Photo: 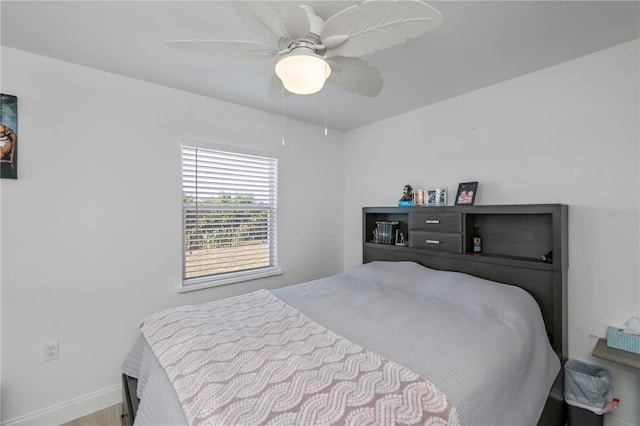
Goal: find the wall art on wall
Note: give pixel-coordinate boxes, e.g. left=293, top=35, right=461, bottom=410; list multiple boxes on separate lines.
left=427, top=187, right=447, bottom=205
left=455, top=181, right=478, bottom=206
left=1, top=93, right=18, bottom=179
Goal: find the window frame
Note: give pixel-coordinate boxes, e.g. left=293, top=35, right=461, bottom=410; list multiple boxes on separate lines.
left=179, top=139, right=281, bottom=293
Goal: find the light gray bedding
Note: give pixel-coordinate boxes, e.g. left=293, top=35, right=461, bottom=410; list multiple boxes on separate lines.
left=123, top=261, right=560, bottom=425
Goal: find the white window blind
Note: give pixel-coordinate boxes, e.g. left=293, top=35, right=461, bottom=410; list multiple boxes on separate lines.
left=181, top=143, right=279, bottom=287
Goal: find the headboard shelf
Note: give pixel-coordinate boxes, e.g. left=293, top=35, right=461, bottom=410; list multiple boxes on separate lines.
left=366, top=242, right=551, bottom=269
left=463, top=252, right=553, bottom=269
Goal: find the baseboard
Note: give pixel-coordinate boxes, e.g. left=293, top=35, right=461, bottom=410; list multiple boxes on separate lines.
left=1, top=384, right=121, bottom=426
left=605, top=413, right=637, bottom=426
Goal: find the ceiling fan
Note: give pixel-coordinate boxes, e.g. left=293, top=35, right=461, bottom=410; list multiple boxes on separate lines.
left=167, top=0, right=442, bottom=100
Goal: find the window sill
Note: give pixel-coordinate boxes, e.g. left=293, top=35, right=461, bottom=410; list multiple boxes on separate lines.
left=178, top=267, right=283, bottom=293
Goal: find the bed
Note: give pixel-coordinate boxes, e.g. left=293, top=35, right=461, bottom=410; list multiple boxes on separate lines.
left=122, top=204, right=567, bottom=425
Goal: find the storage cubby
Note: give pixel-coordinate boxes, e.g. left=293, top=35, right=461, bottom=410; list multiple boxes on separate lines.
left=464, top=213, right=553, bottom=263
left=363, top=208, right=409, bottom=246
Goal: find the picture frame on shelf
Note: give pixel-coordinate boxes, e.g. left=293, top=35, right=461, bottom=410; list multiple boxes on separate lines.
left=455, top=181, right=478, bottom=206
left=427, top=187, right=447, bottom=206
left=413, top=188, right=426, bottom=206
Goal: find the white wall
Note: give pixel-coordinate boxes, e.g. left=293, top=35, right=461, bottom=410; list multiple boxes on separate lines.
left=0, top=47, right=345, bottom=424
left=344, top=39, right=640, bottom=426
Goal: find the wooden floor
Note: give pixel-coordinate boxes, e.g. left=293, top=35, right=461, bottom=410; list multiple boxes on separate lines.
left=61, top=404, right=122, bottom=426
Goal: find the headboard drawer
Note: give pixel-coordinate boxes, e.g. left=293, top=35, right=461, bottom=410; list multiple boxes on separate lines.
left=410, top=230, right=463, bottom=253
left=409, top=211, right=462, bottom=233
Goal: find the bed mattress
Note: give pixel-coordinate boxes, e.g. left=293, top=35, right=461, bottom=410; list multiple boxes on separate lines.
left=123, top=261, right=560, bottom=425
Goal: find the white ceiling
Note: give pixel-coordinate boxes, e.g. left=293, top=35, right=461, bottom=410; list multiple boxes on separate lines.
left=1, top=1, right=638, bottom=131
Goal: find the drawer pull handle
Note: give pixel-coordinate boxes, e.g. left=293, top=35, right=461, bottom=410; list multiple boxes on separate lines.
left=425, top=220, right=440, bottom=224
left=426, top=240, right=440, bottom=244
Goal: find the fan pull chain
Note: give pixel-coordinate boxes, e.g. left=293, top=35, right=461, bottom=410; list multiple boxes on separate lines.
left=324, top=81, right=328, bottom=136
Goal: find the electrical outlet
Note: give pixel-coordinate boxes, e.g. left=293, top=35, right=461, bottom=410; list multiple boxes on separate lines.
left=43, top=341, right=59, bottom=361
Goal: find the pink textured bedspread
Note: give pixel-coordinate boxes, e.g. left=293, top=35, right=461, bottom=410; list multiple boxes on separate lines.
left=140, top=289, right=459, bottom=426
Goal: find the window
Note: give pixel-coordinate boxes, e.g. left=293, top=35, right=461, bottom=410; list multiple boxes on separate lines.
left=181, top=141, right=280, bottom=290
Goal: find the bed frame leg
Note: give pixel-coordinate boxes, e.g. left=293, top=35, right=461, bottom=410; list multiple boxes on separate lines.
left=121, top=373, right=139, bottom=426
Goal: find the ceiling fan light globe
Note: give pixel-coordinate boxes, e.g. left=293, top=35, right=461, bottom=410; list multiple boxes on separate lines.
left=275, top=53, right=331, bottom=95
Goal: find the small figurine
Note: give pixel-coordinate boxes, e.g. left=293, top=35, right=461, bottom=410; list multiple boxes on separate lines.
left=395, top=230, right=407, bottom=246
left=399, top=184, right=413, bottom=202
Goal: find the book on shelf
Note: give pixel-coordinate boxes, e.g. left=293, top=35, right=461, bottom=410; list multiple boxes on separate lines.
left=374, top=221, right=399, bottom=244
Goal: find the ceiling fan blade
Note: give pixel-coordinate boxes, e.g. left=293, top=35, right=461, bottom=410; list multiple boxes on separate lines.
left=167, top=40, right=278, bottom=60
left=321, top=0, right=442, bottom=57
left=283, top=5, right=311, bottom=41
left=265, top=74, right=293, bottom=102
left=241, top=1, right=303, bottom=39
left=326, top=56, right=383, bottom=97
